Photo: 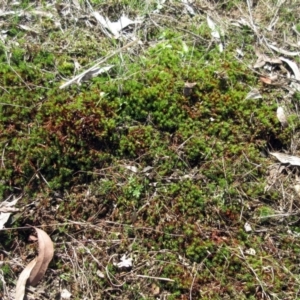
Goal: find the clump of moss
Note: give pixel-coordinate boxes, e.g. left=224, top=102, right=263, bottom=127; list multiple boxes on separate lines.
left=0, top=85, right=118, bottom=194
left=2, top=6, right=300, bottom=297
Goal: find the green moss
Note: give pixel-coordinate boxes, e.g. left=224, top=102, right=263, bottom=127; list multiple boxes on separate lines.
left=1, top=7, right=300, bottom=298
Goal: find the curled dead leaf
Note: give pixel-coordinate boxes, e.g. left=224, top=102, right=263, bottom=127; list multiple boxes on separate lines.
left=27, top=227, right=54, bottom=286
left=15, top=258, right=37, bottom=300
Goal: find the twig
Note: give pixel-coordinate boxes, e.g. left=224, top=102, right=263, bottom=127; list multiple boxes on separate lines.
left=0, top=102, right=30, bottom=108
left=4, top=50, right=32, bottom=90
left=136, top=274, right=174, bottom=282
left=105, top=254, right=126, bottom=287
left=189, top=272, right=197, bottom=300
left=238, top=247, right=270, bottom=300
left=1, top=143, right=7, bottom=169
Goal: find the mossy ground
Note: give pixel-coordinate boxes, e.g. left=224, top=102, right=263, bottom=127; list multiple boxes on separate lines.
left=1, top=0, right=300, bottom=299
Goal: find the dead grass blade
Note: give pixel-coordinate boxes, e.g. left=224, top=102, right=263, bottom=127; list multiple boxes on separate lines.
left=59, top=39, right=139, bottom=89
left=15, top=258, right=37, bottom=300
left=27, top=228, right=54, bottom=286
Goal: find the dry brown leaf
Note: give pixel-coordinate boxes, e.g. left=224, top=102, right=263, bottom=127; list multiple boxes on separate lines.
left=259, top=75, right=283, bottom=86
left=269, top=152, right=300, bottom=166
left=276, top=107, right=288, bottom=128
left=27, top=227, right=54, bottom=286
left=0, top=195, right=22, bottom=229
left=15, top=258, right=37, bottom=300
left=279, top=57, right=300, bottom=92
left=28, top=235, right=38, bottom=242
left=260, top=76, right=272, bottom=84
left=151, top=283, right=160, bottom=296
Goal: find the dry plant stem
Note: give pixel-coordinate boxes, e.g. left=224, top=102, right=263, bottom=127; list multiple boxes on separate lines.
left=176, top=27, right=207, bottom=41
left=1, top=143, right=7, bottom=169
left=69, top=245, right=93, bottom=298
left=105, top=254, right=126, bottom=287
left=59, top=39, right=139, bottom=89
left=38, top=171, right=50, bottom=188
left=0, top=103, right=30, bottom=108
left=65, top=232, right=104, bottom=268
left=0, top=85, right=9, bottom=93
left=0, top=271, right=8, bottom=298
left=266, top=0, right=283, bottom=30
left=136, top=274, right=174, bottom=282
left=189, top=272, right=197, bottom=300
left=238, top=247, right=270, bottom=300
left=67, top=220, right=185, bottom=237
left=256, top=212, right=298, bottom=219
left=5, top=51, right=32, bottom=91
left=246, top=0, right=256, bottom=32
left=177, top=135, right=194, bottom=150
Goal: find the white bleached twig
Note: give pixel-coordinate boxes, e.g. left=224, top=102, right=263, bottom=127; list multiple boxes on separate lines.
left=136, top=274, right=175, bottom=282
